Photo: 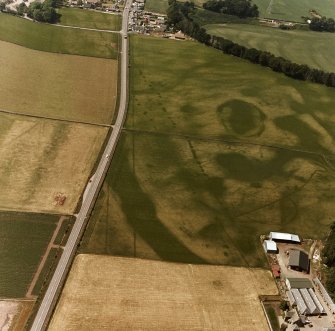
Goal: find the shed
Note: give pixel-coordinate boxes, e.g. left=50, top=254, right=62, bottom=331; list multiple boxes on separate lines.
left=269, top=232, right=300, bottom=243
left=291, top=288, right=308, bottom=315
left=288, top=250, right=309, bottom=272
left=286, top=277, right=313, bottom=290
left=300, top=288, right=319, bottom=314
left=308, top=288, right=325, bottom=314
left=263, top=240, right=278, bottom=253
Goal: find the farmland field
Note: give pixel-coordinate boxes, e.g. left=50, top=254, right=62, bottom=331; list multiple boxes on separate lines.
left=205, top=24, right=335, bottom=72
left=0, top=212, right=58, bottom=298
left=252, top=0, right=335, bottom=22
left=0, top=113, right=108, bottom=214
left=145, top=0, right=169, bottom=14
left=0, top=13, right=118, bottom=58
left=0, top=41, right=118, bottom=124
left=49, top=254, right=278, bottom=331
left=180, top=0, right=335, bottom=22
left=58, top=8, right=121, bottom=30
left=82, top=35, right=335, bottom=267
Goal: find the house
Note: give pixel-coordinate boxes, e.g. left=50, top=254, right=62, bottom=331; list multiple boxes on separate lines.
left=288, top=250, right=309, bottom=273
left=269, top=231, right=301, bottom=243
left=263, top=239, right=278, bottom=253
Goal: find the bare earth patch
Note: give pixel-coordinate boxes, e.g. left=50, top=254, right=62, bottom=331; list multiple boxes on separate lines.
left=0, top=301, right=19, bottom=331
left=0, top=113, right=108, bottom=214
left=49, top=254, right=278, bottom=331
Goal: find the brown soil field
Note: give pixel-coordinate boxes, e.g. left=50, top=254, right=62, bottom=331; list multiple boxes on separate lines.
left=49, top=254, right=278, bottom=331
left=0, top=113, right=108, bottom=214
left=0, top=41, right=117, bottom=124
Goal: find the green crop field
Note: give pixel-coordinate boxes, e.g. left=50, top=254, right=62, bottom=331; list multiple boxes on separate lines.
left=0, top=212, right=58, bottom=298
left=0, top=41, right=117, bottom=124
left=145, top=0, right=169, bottom=13
left=205, top=24, right=335, bottom=72
left=82, top=35, right=335, bottom=267
left=181, top=0, right=335, bottom=22
left=58, top=8, right=121, bottom=30
left=252, top=0, right=335, bottom=22
left=0, top=13, right=118, bottom=58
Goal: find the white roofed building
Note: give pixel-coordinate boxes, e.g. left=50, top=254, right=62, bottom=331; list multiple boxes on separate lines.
left=269, top=231, right=301, bottom=243
left=263, top=240, right=278, bottom=253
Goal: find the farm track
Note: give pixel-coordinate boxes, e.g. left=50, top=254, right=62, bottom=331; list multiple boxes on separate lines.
left=53, top=23, right=120, bottom=33
left=0, top=108, right=112, bottom=128
left=123, top=127, right=335, bottom=158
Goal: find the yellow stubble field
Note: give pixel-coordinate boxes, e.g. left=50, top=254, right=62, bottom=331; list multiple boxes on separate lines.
left=49, top=254, right=278, bottom=331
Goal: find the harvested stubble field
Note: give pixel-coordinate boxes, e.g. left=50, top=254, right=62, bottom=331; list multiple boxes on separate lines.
left=0, top=113, right=108, bottom=214
left=0, top=212, right=58, bottom=298
left=0, top=41, right=117, bottom=124
left=49, top=254, right=278, bottom=331
left=58, top=8, right=121, bottom=30
left=0, top=13, right=118, bottom=58
left=205, top=24, right=335, bottom=72
left=82, top=36, right=335, bottom=266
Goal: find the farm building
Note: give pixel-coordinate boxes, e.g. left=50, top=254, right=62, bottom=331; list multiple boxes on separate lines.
left=288, top=250, right=309, bottom=273
left=269, top=231, right=300, bottom=243
left=313, top=278, right=335, bottom=313
left=286, top=277, right=313, bottom=290
left=289, top=287, right=325, bottom=315
left=263, top=239, right=278, bottom=253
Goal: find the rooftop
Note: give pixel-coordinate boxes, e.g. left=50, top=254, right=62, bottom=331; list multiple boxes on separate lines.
left=288, top=249, right=309, bottom=272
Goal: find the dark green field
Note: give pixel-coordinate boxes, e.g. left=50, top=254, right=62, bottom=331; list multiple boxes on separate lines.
left=0, top=212, right=58, bottom=298
left=82, top=35, right=335, bottom=267
left=0, top=13, right=118, bottom=58
left=32, top=248, right=61, bottom=296
left=58, top=8, right=121, bottom=30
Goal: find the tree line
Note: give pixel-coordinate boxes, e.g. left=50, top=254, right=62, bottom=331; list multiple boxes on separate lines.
left=166, top=0, right=335, bottom=88
left=203, top=0, right=259, bottom=18
left=309, top=16, right=335, bottom=32
left=0, top=0, right=60, bottom=23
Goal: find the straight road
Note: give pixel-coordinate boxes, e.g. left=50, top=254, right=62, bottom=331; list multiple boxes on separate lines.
left=30, top=1, right=132, bottom=330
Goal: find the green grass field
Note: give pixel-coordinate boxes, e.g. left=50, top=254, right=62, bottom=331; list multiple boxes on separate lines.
left=205, top=24, right=335, bottom=72
left=0, top=212, right=58, bottom=298
left=145, top=0, right=169, bottom=13
left=58, top=8, right=121, bottom=30
left=0, top=13, right=118, bottom=58
left=0, top=41, right=117, bottom=124
left=180, top=0, right=335, bottom=22
left=252, top=0, right=335, bottom=22
left=81, top=35, right=335, bottom=267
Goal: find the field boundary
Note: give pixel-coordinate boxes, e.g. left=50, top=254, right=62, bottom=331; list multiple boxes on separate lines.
left=0, top=107, right=112, bottom=128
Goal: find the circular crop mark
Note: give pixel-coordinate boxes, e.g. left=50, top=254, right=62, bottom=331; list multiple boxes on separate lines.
left=217, top=99, right=266, bottom=137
